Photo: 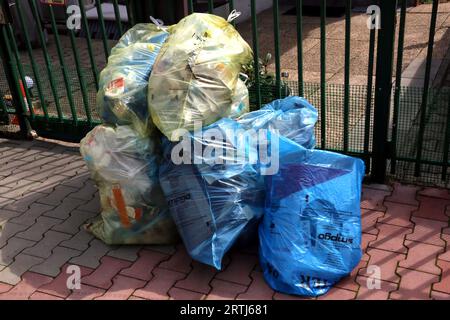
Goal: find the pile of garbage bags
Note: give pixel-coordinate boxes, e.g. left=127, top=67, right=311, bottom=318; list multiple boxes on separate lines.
left=80, top=12, right=364, bottom=297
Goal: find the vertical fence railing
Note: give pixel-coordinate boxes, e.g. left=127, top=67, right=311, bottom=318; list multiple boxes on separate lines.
left=343, top=0, right=351, bottom=153
left=320, top=0, right=327, bottom=149
left=414, top=0, right=439, bottom=177
left=250, top=0, right=261, bottom=107
left=390, top=0, right=408, bottom=175
left=272, top=0, right=281, bottom=99
left=372, top=0, right=397, bottom=183
left=296, top=0, right=303, bottom=96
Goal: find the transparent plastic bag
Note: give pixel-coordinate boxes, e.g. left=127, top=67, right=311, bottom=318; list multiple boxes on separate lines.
left=159, top=119, right=265, bottom=269
left=237, top=96, right=318, bottom=149
left=148, top=13, right=253, bottom=141
left=97, top=24, right=169, bottom=136
left=260, top=136, right=364, bottom=297
left=80, top=125, right=178, bottom=245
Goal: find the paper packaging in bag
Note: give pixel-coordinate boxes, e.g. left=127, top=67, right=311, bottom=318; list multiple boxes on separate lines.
left=259, top=135, right=364, bottom=297
left=148, top=13, right=253, bottom=141
left=80, top=125, right=178, bottom=245
left=97, top=24, right=169, bottom=136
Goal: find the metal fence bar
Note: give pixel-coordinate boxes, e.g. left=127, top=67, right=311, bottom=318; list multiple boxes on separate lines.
left=343, top=0, right=351, bottom=153
left=391, top=0, right=407, bottom=174
left=5, top=25, right=34, bottom=119
left=363, top=27, right=376, bottom=163
left=79, top=0, right=99, bottom=90
left=250, top=0, right=261, bottom=107
left=112, top=0, right=124, bottom=36
left=414, top=0, right=439, bottom=177
left=441, top=91, right=450, bottom=181
left=273, top=0, right=281, bottom=99
left=29, top=0, right=63, bottom=121
left=208, top=0, right=214, bottom=13
left=320, top=0, right=327, bottom=149
left=95, top=0, right=111, bottom=60
left=372, top=0, right=398, bottom=183
left=188, top=0, right=194, bottom=14
left=49, top=5, right=78, bottom=124
left=15, top=1, right=47, bottom=120
left=296, top=0, right=303, bottom=96
left=65, top=11, right=93, bottom=125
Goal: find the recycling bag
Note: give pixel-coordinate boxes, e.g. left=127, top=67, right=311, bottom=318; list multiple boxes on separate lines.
left=80, top=125, right=178, bottom=245
left=159, top=119, right=265, bottom=269
left=148, top=13, right=253, bottom=141
left=97, top=24, right=169, bottom=136
left=259, top=136, right=364, bottom=297
left=237, top=96, right=318, bottom=149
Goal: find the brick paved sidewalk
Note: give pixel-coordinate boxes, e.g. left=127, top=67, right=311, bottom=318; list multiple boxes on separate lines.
left=0, top=137, right=449, bottom=300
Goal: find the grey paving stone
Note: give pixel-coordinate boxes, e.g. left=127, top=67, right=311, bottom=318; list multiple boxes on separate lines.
left=2, top=192, right=48, bottom=213
left=59, top=229, right=94, bottom=251
left=76, top=193, right=101, bottom=213
left=67, top=181, right=98, bottom=201
left=52, top=210, right=98, bottom=235
left=107, top=246, right=142, bottom=262
left=27, top=175, right=73, bottom=194
left=0, top=208, right=23, bottom=221
left=19, top=157, right=60, bottom=172
left=0, top=222, right=29, bottom=249
left=30, top=246, right=81, bottom=277
left=10, top=203, right=54, bottom=227
left=0, top=253, right=44, bottom=285
left=50, top=160, right=88, bottom=177
left=23, top=230, right=72, bottom=258
left=69, top=239, right=113, bottom=269
left=1, top=180, right=44, bottom=199
left=43, top=197, right=86, bottom=220
left=0, top=237, right=36, bottom=265
left=145, top=245, right=177, bottom=256
left=36, top=185, right=78, bottom=206
left=60, top=174, right=91, bottom=189
left=16, top=216, right=61, bottom=242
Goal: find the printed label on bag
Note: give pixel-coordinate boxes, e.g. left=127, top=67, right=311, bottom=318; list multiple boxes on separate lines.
left=105, top=78, right=125, bottom=97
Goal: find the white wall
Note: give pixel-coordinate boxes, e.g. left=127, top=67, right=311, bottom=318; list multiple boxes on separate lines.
left=213, top=0, right=273, bottom=23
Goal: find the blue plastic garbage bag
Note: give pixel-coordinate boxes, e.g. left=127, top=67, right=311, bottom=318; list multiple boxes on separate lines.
left=159, top=118, right=266, bottom=269
left=97, top=24, right=169, bottom=136
left=259, top=135, right=364, bottom=297
left=237, top=96, right=318, bottom=149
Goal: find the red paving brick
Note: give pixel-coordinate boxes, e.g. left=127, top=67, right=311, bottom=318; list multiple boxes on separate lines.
left=433, top=260, right=450, bottom=294
left=0, top=272, right=53, bottom=300
left=413, top=195, right=450, bottom=222
left=95, top=275, right=146, bottom=300
left=406, top=217, right=447, bottom=247
left=361, top=233, right=377, bottom=261
left=355, top=276, right=398, bottom=300
left=361, top=209, right=384, bottom=235
left=175, top=261, right=217, bottom=294
left=385, top=183, right=420, bottom=206
left=158, top=244, right=192, bottom=274
left=399, top=241, right=443, bottom=275
left=38, top=264, right=93, bottom=298
left=316, top=287, right=356, bottom=300
left=361, top=187, right=390, bottom=211
left=0, top=283, right=12, bottom=294
left=236, top=271, right=274, bottom=300
left=215, top=252, right=257, bottom=286
left=66, top=284, right=105, bottom=300
left=390, top=268, right=439, bottom=300
left=169, top=287, right=206, bottom=300
left=133, top=267, right=185, bottom=300
left=368, top=223, right=412, bottom=254
left=206, top=279, right=247, bottom=300
left=81, top=256, right=132, bottom=290
left=29, top=291, right=63, bottom=300
left=378, top=201, right=415, bottom=228
left=418, top=187, right=450, bottom=200
left=120, top=249, right=168, bottom=281
left=439, top=233, right=450, bottom=262
left=431, top=290, right=450, bottom=300
left=358, top=248, right=405, bottom=283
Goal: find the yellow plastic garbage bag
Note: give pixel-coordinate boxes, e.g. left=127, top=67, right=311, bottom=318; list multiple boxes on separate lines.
left=80, top=125, right=179, bottom=245
left=148, top=12, right=253, bottom=141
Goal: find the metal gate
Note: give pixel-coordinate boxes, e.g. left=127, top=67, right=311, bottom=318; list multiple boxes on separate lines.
left=0, top=0, right=447, bottom=185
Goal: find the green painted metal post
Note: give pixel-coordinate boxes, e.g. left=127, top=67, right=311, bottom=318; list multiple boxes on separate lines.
left=372, top=0, right=398, bottom=183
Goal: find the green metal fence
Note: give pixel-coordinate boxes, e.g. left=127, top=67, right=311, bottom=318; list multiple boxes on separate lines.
left=0, top=0, right=448, bottom=186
